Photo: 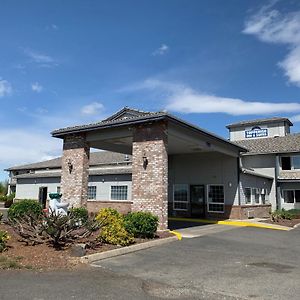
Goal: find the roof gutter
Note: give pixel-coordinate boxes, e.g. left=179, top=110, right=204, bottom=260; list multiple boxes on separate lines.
left=52, top=114, right=246, bottom=152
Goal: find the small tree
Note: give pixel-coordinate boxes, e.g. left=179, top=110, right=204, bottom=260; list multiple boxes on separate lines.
left=0, top=181, right=8, bottom=196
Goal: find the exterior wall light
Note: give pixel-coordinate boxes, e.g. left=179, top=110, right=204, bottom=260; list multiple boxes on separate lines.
left=67, top=159, right=73, bottom=174
left=143, top=152, right=148, bottom=169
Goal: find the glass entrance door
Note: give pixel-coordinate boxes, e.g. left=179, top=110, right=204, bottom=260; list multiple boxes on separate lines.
left=190, top=185, right=205, bottom=218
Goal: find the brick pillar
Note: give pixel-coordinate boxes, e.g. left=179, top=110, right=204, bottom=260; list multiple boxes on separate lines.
left=131, top=121, right=168, bottom=230
left=61, top=134, right=90, bottom=208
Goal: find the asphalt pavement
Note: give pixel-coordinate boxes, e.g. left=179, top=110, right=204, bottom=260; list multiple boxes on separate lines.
left=1, top=225, right=300, bottom=299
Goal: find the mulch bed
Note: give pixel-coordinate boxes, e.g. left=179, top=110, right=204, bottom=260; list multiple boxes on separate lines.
left=0, top=223, right=172, bottom=270
left=262, top=218, right=300, bottom=228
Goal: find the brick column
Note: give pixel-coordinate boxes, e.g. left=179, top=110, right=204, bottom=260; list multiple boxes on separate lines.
left=61, top=134, right=90, bottom=208
left=131, top=121, right=168, bottom=230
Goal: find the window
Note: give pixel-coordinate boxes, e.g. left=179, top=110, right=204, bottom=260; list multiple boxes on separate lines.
left=261, top=193, right=266, bottom=204
left=296, top=191, right=300, bottom=203
left=283, top=190, right=300, bottom=204
left=281, top=156, right=300, bottom=170
left=254, top=188, right=260, bottom=204
left=244, top=187, right=268, bottom=205
left=293, top=156, right=300, bottom=169
left=57, top=186, right=61, bottom=194
left=207, top=185, right=224, bottom=213
left=245, top=188, right=251, bottom=204
left=281, top=157, right=291, bottom=170
left=111, top=186, right=128, bottom=200
left=88, top=186, right=97, bottom=200
left=261, top=189, right=268, bottom=204
left=173, top=184, right=188, bottom=211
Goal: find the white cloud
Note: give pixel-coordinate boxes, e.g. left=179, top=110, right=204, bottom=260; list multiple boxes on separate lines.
left=46, top=24, right=59, bottom=31
left=31, top=82, right=43, bottom=93
left=0, top=79, right=12, bottom=97
left=290, top=114, right=300, bottom=122
left=36, top=107, right=48, bottom=114
left=81, top=102, right=104, bottom=115
left=24, top=48, right=57, bottom=67
left=0, top=128, right=61, bottom=171
left=51, top=24, right=58, bottom=30
left=243, top=2, right=300, bottom=86
left=152, top=44, right=169, bottom=56
left=132, top=79, right=300, bottom=116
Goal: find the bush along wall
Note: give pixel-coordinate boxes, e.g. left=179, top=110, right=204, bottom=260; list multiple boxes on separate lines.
left=95, top=208, right=134, bottom=246
left=124, top=211, right=159, bottom=239
left=8, top=200, right=43, bottom=221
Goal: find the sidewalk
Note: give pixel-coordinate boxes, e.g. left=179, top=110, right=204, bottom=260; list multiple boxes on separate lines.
left=169, top=217, right=291, bottom=232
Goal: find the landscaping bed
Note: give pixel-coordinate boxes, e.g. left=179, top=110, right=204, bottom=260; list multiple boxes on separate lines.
left=0, top=223, right=171, bottom=270
left=262, top=209, right=300, bottom=228
left=0, top=203, right=172, bottom=270
left=263, top=218, right=300, bottom=228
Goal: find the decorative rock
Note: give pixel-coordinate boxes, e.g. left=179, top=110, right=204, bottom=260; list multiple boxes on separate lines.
left=70, top=243, right=87, bottom=257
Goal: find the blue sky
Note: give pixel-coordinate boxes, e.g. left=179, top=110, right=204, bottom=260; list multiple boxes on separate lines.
left=1, top=0, right=300, bottom=180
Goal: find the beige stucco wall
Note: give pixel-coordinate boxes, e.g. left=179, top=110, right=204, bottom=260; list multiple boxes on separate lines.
left=241, top=154, right=276, bottom=209
left=229, top=122, right=288, bottom=141
left=168, top=152, right=239, bottom=206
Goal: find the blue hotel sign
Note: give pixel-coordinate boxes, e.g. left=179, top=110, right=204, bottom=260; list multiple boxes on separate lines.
left=245, top=126, right=268, bottom=138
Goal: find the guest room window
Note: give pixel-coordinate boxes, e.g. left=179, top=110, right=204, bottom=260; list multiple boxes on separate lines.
left=111, top=186, right=128, bottom=200
left=88, top=186, right=97, bottom=200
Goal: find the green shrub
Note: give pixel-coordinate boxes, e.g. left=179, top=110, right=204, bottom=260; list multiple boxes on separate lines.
left=95, top=208, right=134, bottom=246
left=0, top=230, right=9, bottom=252
left=286, top=209, right=300, bottom=218
left=69, top=207, right=89, bottom=225
left=124, top=211, right=158, bottom=238
left=1, top=193, right=15, bottom=208
left=8, top=199, right=43, bottom=221
left=271, top=208, right=294, bottom=221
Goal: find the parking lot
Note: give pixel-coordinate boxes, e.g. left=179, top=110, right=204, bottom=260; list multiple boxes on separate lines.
left=93, top=225, right=300, bottom=299
left=1, top=225, right=300, bottom=299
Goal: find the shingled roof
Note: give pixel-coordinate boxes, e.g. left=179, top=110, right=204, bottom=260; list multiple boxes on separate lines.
left=226, top=117, right=293, bottom=129
left=51, top=107, right=165, bottom=137
left=235, top=134, right=300, bottom=155
left=51, top=107, right=246, bottom=152
left=5, top=151, right=131, bottom=171
left=14, top=167, right=132, bottom=179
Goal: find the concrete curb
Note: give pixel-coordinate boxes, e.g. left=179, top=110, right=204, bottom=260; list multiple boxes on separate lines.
left=81, top=236, right=178, bottom=264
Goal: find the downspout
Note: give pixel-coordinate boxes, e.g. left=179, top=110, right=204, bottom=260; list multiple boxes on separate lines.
left=237, top=155, right=242, bottom=206
left=275, top=154, right=280, bottom=210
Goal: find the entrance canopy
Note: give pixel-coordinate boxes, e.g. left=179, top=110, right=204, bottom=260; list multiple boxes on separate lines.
left=52, top=107, right=246, bottom=157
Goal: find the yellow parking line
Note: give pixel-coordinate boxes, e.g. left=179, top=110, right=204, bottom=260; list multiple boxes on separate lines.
left=169, top=230, right=183, bottom=240
left=168, top=217, right=289, bottom=231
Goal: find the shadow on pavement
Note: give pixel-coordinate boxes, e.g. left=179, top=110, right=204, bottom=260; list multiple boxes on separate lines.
left=168, top=220, right=211, bottom=230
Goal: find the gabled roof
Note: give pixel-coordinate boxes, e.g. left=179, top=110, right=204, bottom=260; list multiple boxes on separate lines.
left=5, top=151, right=131, bottom=171
left=226, top=117, right=293, bottom=129
left=51, top=107, right=164, bottom=137
left=103, top=107, right=154, bottom=122
left=51, top=107, right=246, bottom=152
left=235, top=133, right=300, bottom=155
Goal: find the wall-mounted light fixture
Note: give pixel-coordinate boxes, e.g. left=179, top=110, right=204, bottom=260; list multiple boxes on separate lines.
left=67, top=159, right=73, bottom=174
left=142, top=152, right=148, bottom=169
